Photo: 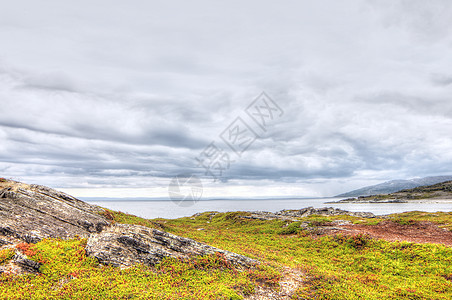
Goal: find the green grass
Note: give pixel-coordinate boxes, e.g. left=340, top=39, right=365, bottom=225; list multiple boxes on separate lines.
left=1, top=209, right=452, bottom=299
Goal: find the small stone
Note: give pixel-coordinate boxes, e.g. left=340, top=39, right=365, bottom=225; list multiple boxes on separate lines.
left=331, top=220, right=352, bottom=226
left=14, top=258, right=42, bottom=273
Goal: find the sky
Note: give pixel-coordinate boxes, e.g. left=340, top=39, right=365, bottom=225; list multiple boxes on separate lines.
left=0, top=0, right=452, bottom=199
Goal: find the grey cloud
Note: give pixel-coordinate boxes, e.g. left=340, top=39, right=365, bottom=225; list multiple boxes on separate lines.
left=431, top=74, right=452, bottom=86
left=0, top=0, right=452, bottom=195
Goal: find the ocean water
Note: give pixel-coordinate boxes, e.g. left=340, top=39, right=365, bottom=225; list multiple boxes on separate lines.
left=85, top=198, right=452, bottom=219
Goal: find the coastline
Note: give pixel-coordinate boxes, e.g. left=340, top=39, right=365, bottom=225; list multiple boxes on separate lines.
left=329, top=197, right=452, bottom=204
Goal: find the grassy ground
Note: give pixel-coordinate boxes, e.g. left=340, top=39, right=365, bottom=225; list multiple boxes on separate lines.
left=1, top=209, right=451, bottom=299
left=0, top=238, right=279, bottom=300
left=162, top=211, right=452, bottom=299
left=388, top=211, right=452, bottom=230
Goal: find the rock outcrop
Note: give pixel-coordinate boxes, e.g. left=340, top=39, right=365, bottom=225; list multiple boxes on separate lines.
left=278, top=207, right=375, bottom=218
left=0, top=180, right=109, bottom=244
left=242, top=207, right=375, bottom=221
left=0, top=179, right=259, bottom=274
left=86, top=224, right=259, bottom=268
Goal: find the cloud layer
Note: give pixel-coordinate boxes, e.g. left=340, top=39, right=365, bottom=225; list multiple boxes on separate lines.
left=1, top=0, right=452, bottom=197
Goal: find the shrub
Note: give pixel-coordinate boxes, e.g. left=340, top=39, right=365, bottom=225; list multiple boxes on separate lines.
left=15, top=243, right=37, bottom=256
left=393, top=218, right=416, bottom=226
left=278, top=222, right=304, bottom=235
left=307, top=217, right=331, bottom=227
left=334, top=233, right=371, bottom=249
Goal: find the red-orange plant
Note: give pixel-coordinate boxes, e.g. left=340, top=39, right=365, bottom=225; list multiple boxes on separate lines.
left=15, top=243, right=37, bottom=256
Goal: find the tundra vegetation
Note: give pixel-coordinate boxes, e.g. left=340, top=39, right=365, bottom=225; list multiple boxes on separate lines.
left=0, top=207, right=451, bottom=299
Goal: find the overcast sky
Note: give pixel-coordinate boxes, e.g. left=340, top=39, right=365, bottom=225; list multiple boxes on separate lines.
left=1, top=0, right=452, bottom=198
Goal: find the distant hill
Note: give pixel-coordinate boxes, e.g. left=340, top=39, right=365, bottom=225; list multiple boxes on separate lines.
left=334, top=180, right=452, bottom=203
left=336, top=176, right=452, bottom=197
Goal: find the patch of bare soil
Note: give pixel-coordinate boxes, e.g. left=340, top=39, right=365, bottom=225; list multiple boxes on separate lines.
left=334, top=221, right=452, bottom=246
left=245, top=267, right=304, bottom=300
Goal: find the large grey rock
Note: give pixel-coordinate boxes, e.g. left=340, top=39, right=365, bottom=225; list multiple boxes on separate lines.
left=0, top=180, right=109, bottom=243
left=86, top=223, right=259, bottom=268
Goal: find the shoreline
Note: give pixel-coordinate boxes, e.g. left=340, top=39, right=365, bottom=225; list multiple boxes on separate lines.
left=328, top=197, right=452, bottom=204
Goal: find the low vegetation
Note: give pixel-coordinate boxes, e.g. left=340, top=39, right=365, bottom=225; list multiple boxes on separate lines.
left=1, top=209, right=451, bottom=299
left=388, top=211, right=452, bottom=230
left=0, top=238, right=279, bottom=300
left=0, top=249, right=15, bottom=265
left=163, top=211, right=452, bottom=299
left=399, top=181, right=452, bottom=194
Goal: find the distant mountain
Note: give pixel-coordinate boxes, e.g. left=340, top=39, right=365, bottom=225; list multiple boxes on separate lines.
left=333, top=180, right=452, bottom=203
left=336, top=176, right=452, bottom=197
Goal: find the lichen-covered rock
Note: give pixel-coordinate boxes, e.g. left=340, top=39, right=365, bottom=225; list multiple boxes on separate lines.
left=86, top=223, right=259, bottom=268
left=0, top=180, right=109, bottom=243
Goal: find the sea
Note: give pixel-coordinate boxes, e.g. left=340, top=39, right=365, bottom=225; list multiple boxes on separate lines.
left=84, top=197, right=452, bottom=219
